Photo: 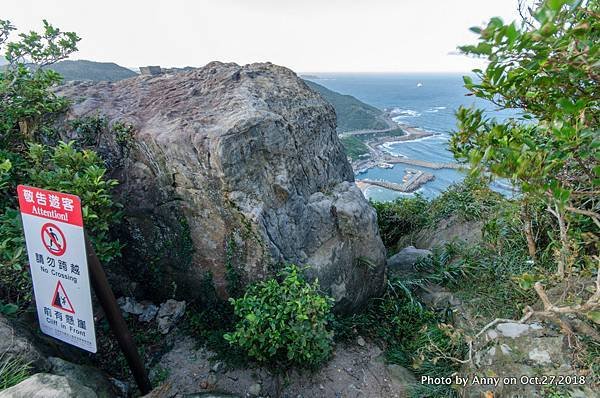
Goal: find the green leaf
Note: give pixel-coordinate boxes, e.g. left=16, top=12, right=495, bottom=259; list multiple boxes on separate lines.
left=548, top=0, right=565, bottom=11
left=587, top=311, right=600, bottom=325
left=1, top=303, right=19, bottom=315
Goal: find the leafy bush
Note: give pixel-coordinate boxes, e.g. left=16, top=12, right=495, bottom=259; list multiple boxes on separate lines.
left=0, top=142, right=121, bottom=309
left=428, top=176, right=502, bottom=224
left=68, top=115, right=135, bottom=149
left=0, top=209, right=30, bottom=308
left=224, top=264, right=334, bottom=369
left=0, top=19, right=123, bottom=315
left=453, top=0, right=599, bottom=277
left=26, top=141, right=122, bottom=262
left=0, top=19, right=79, bottom=147
left=371, top=194, right=430, bottom=248
left=69, top=114, right=108, bottom=147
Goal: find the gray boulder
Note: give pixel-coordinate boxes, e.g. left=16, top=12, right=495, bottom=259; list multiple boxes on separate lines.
left=460, top=321, right=598, bottom=398
left=157, top=299, right=186, bottom=334
left=48, top=357, right=115, bottom=398
left=55, top=62, right=386, bottom=313
left=181, top=394, right=240, bottom=398
left=385, top=363, right=417, bottom=390
left=117, top=297, right=159, bottom=322
left=386, top=246, right=431, bottom=271
left=0, top=373, right=97, bottom=398
left=415, top=215, right=483, bottom=249
left=0, top=314, right=49, bottom=372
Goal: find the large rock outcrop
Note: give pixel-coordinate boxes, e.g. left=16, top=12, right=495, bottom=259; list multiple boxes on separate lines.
left=55, top=62, right=386, bottom=312
left=0, top=373, right=98, bottom=398
left=0, top=314, right=50, bottom=372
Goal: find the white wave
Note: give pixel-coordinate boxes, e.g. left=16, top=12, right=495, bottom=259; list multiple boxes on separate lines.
left=425, top=106, right=448, bottom=113
left=381, top=143, right=406, bottom=155
left=389, top=108, right=421, bottom=118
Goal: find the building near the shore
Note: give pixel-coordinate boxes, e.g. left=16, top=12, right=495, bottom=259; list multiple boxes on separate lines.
left=139, top=66, right=162, bottom=75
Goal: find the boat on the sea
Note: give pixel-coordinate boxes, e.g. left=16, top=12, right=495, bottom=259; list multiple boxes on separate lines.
left=378, top=162, right=393, bottom=169
left=416, top=82, right=423, bottom=87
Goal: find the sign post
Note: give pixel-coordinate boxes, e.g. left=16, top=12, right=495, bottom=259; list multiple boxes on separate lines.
left=17, top=185, right=152, bottom=394
left=84, top=233, right=152, bottom=394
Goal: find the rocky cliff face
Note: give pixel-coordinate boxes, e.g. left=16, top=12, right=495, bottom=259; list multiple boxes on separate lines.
left=55, top=62, right=386, bottom=312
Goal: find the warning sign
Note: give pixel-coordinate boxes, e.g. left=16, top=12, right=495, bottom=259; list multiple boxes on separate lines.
left=52, top=281, right=75, bottom=314
left=17, top=185, right=96, bottom=353
left=41, top=223, right=67, bottom=256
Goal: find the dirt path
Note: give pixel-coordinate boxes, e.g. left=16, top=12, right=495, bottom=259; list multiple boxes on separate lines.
left=151, top=334, right=415, bottom=397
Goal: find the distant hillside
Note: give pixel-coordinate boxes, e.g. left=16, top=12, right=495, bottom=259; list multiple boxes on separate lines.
left=303, top=79, right=390, bottom=132
left=46, top=60, right=137, bottom=81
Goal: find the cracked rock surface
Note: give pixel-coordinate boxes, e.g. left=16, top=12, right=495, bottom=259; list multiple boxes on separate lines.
left=55, top=62, right=385, bottom=312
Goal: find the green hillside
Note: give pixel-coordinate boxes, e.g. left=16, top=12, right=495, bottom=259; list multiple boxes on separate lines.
left=46, top=60, right=137, bottom=81
left=303, top=79, right=390, bottom=132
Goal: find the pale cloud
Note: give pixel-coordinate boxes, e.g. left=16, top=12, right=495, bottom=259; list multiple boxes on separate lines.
left=2, top=0, right=521, bottom=72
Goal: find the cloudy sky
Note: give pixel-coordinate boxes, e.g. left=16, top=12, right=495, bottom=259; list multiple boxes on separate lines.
left=4, top=0, right=521, bottom=73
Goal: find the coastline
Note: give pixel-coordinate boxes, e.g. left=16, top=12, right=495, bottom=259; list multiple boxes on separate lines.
left=350, top=122, right=443, bottom=173
left=348, top=119, right=460, bottom=196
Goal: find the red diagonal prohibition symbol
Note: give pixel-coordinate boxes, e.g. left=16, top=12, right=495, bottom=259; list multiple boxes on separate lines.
left=40, top=223, right=67, bottom=256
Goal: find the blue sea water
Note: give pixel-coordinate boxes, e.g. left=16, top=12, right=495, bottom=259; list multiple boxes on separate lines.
left=305, top=73, right=515, bottom=201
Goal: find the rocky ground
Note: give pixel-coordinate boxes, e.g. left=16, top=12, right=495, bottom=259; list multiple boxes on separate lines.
left=1, top=215, right=598, bottom=397
left=151, top=335, right=413, bottom=398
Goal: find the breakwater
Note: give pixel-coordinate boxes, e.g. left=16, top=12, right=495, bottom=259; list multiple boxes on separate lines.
left=385, top=157, right=461, bottom=170
left=358, top=169, right=435, bottom=193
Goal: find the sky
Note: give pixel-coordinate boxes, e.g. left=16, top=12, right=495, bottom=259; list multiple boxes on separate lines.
left=3, top=0, right=522, bottom=73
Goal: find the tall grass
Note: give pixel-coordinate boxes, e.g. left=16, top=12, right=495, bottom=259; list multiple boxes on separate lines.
left=0, top=353, right=31, bottom=391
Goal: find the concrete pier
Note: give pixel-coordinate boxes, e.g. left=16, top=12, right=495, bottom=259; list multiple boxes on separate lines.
left=358, top=169, right=435, bottom=193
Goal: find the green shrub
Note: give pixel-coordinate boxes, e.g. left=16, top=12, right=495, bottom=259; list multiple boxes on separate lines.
left=25, top=141, right=122, bottom=263
left=428, top=176, right=502, bottom=224
left=111, top=121, right=135, bottom=147
left=0, top=20, right=123, bottom=312
left=0, top=209, right=30, bottom=308
left=371, top=194, right=430, bottom=248
left=224, top=264, right=334, bottom=369
left=0, top=19, right=79, bottom=148
left=69, top=115, right=108, bottom=147
left=0, top=142, right=121, bottom=310
left=68, top=116, right=135, bottom=149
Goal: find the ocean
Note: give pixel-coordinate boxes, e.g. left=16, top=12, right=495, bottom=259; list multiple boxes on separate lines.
left=304, top=73, right=515, bottom=201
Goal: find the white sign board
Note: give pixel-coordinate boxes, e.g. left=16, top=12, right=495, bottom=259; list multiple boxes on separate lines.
left=18, top=185, right=97, bottom=352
